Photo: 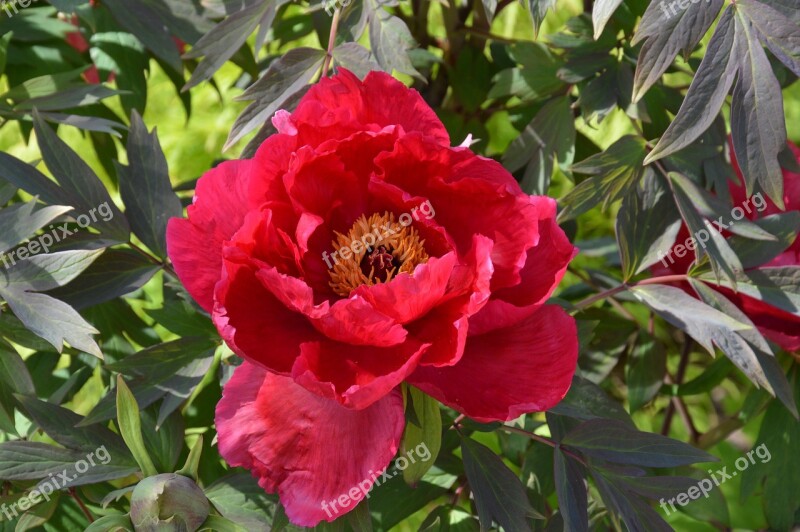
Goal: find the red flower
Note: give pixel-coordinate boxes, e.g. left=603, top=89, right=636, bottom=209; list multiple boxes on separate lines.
left=167, top=70, right=578, bottom=526
left=654, top=139, right=800, bottom=352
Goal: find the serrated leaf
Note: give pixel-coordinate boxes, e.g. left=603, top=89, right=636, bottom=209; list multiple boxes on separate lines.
left=562, top=419, right=716, bottom=467
left=645, top=7, right=737, bottom=164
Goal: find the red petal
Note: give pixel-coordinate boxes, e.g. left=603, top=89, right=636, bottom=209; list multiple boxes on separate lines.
left=408, top=305, right=578, bottom=422
left=291, top=69, right=449, bottom=148
left=167, top=160, right=251, bottom=312
left=216, top=362, right=405, bottom=527
left=292, top=338, right=429, bottom=409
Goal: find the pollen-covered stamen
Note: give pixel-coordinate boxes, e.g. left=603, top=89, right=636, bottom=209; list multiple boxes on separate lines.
left=328, top=212, right=429, bottom=296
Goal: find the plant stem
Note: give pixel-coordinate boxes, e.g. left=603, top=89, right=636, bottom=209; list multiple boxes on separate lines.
left=571, top=274, right=689, bottom=312
left=497, top=425, right=588, bottom=466
left=321, top=8, right=341, bottom=77
left=69, top=488, right=94, bottom=523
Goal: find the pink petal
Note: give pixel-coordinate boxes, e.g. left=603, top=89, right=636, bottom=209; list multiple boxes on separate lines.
left=216, top=362, right=405, bottom=527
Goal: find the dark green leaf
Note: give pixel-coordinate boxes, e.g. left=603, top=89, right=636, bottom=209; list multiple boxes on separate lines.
left=117, top=110, right=182, bottom=258
left=626, top=331, right=666, bottom=412
left=402, top=387, right=442, bottom=486
left=645, top=7, right=737, bottom=164
left=562, top=419, right=717, bottom=467
left=553, top=448, right=587, bottom=532
left=461, top=438, right=540, bottom=531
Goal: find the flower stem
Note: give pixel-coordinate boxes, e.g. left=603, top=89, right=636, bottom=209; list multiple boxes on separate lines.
left=321, top=8, right=341, bottom=77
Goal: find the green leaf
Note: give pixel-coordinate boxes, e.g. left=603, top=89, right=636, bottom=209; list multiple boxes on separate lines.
left=726, top=212, right=800, bottom=269
left=562, top=419, right=717, bottom=467
left=84, top=514, right=135, bottom=532
left=1, top=249, right=103, bottom=292
left=626, top=331, right=666, bottom=412
left=199, top=515, right=249, bottom=532
left=402, top=387, right=442, bottom=486
left=14, top=396, right=133, bottom=462
left=592, top=0, right=625, bottom=39
left=740, top=390, right=800, bottom=529
left=644, top=7, right=737, bottom=164
left=346, top=500, right=373, bottom=532
left=183, top=1, right=278, bottom=91
left=503, top=96, right=575, bottom=194
left=461, top=438, right=541, bottom=531
left=632, top=0, right=724, bottom=101
left=489, top=43, right=565, bottom=101
left=699, top=266, right=800, bottom=316
left=32, top=110, right=130, bottom=241
left=0, top=32, right=10, bottom=75
left=526, top=0, right=557, bottom=36
left=116, top=375, right=159, bottom=477
left=177, top=435, right=204, bottom=481
left=102, top=0, right=183, bottom=73
left=615, top=175, right=682, bottom=279
left=738, top=0, right=800, bottom=76
left=332, top=43, right=381, bottom=79
left=225, top=47, right=327, bottom=150
left=0, top=441, right=137, bottom=485
left=730, top=8, right=788, bottom=207
left=0, top=200, right=72, bottom=256
left=205, top=473, right=277, bottom=530
left=0, top=289, right=102, bottom=358
left=90, top=31, right=149, bottom=115
left=669, top=171, right=743, bottom=284
left=117, top=110, right=182, bottom=258
left=548, top=375, right=634, bottom=426
left=367, top=0, right=420, bottom=78
left=690, top=280, right=795, bottom=415
left=553, top=448, right=588, bottom=532
left=560, top=136, right=648, bottom=221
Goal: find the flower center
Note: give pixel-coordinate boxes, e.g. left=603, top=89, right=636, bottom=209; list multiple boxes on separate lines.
left=328, top=212, right=429, bottom=296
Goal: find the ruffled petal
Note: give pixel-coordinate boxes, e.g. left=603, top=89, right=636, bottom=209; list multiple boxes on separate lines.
left=167, top=160, right=251, bottom=312
left=408, top=305, right=578, bottom=422
left=216, top=362, right=405, bottom=527
left=292, top=338, right=429, bottom=409
left=290, top=69, right=449, bottom=148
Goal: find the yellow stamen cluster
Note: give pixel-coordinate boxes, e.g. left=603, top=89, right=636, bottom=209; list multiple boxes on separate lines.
left=328, top=212, right=428, bottom=296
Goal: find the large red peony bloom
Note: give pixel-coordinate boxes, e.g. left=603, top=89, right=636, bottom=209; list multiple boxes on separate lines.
left=167, top=70, right=578, bottom=526
left=654, top=139, right=800, bottom=352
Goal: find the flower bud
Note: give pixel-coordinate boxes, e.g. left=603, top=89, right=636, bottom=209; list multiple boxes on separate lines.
left=130, top=474, right=209, bottom=532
